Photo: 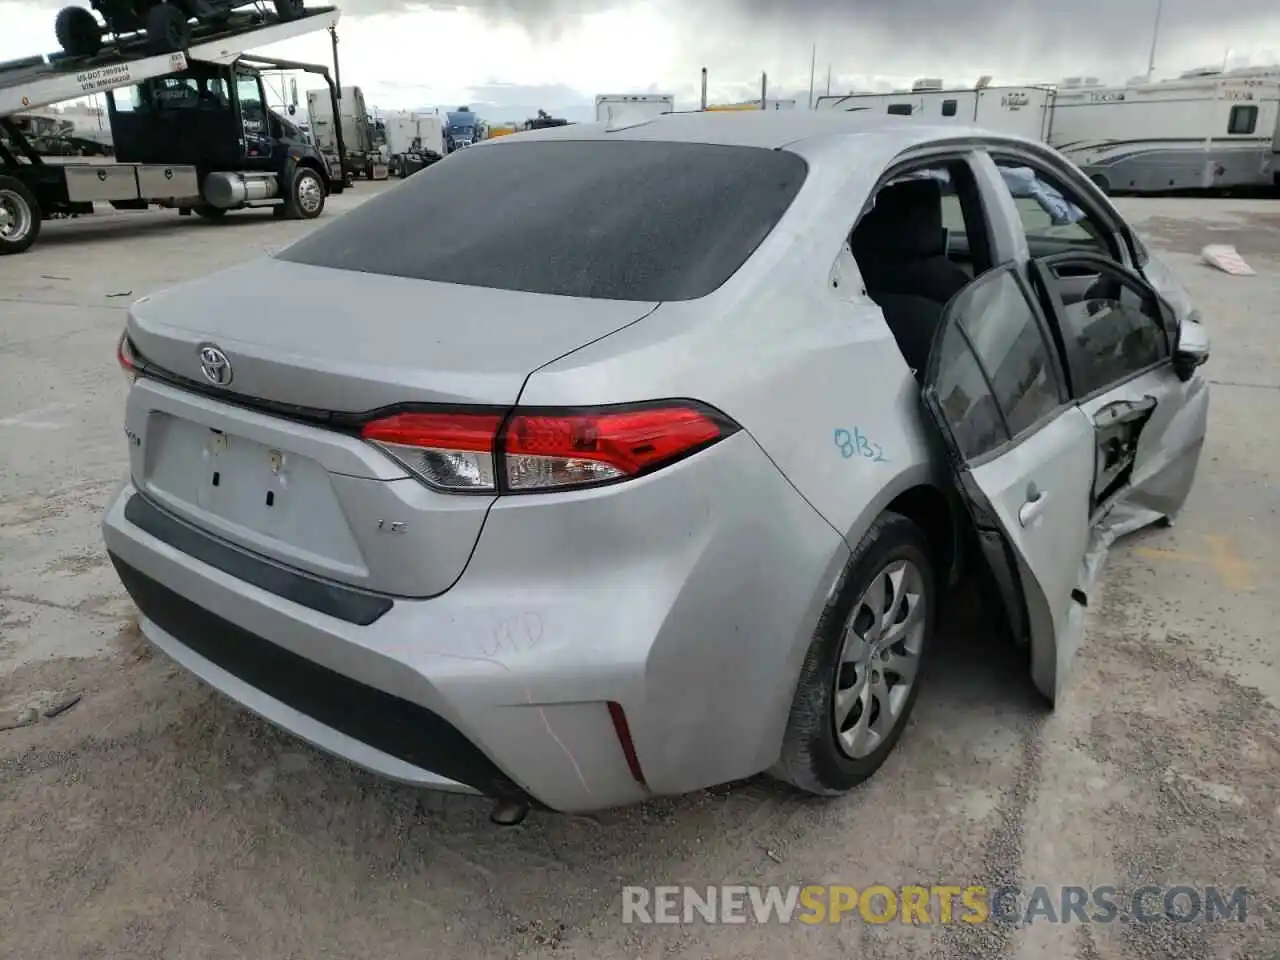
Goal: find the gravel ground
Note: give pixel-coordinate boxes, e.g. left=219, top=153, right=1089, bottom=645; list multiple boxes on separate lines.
left=0, top=186, right=1277, bottom=959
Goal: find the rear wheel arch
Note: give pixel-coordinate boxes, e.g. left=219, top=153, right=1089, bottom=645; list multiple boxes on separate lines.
left=883, top=483, right=957, bottom=586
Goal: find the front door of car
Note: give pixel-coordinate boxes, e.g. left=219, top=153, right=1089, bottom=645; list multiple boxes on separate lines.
left=922, top=264, right=1096, bottom=703
left=1027, top=251, right=1210, bottom=526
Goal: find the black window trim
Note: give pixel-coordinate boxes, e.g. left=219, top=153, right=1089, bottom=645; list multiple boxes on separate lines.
left=1027, top=252, right=1174, bottom=405
left=923, top=261, right=1076, bottom=470
left=981, top=144, right=1129, bottom=266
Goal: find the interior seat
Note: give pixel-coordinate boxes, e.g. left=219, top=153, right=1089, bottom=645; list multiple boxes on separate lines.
left=851, top=178, right=972, bottom=377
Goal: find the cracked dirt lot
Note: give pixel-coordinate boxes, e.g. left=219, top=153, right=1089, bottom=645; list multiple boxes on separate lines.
left=1, top=188, right=1278, bottom=959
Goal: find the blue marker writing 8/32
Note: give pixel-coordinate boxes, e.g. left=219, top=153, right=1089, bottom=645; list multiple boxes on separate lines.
left=834, top=427, right=888, bottom=463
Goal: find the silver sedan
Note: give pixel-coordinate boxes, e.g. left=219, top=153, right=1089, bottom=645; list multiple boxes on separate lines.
left=102, top=109, right=1210, bottom=817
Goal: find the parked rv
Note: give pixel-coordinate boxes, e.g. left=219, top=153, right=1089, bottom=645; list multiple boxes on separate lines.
left=815, top=78, right=1054, bottom=142
left=594, top=93, right=674, bottom=123
left=817, top=71, right=1280, bottom=194
left=1050, top=69, right=1280, bottom=193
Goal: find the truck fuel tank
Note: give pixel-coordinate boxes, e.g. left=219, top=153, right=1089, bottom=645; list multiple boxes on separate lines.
left=203, top=171, right=280, bottom=209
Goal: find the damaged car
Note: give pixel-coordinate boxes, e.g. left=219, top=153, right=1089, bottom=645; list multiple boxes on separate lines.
left=102, top=110, right=1211, bottom=817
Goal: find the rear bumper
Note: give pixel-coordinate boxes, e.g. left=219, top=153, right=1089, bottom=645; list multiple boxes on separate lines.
left=102, top=432, right=848, bottom=813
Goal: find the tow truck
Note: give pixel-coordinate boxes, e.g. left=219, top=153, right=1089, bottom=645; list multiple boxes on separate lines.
left=0, top=6, right=349, bottom=254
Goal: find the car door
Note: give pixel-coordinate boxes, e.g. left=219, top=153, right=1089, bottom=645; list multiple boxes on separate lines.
left=922, top=263, right=1097, bottom=704
left=1027, top=251, right=1210, bottom=531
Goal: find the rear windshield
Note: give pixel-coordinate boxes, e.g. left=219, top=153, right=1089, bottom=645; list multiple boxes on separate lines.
left=276, top=139, right=809, bottom=301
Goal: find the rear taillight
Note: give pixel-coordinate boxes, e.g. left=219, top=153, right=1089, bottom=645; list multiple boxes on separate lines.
left=361, top=411, right=503, bottom=492
left=358, top=402, right=738, bottom=494
left=117, top=332, right=140, bottom=384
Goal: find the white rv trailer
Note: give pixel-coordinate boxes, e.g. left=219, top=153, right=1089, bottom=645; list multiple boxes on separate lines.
left=814, top=78, right=1054, bottom=141
left=594, top=93, right=674, bottom=123
left=818, top=71, right=1280, bottom=193
left=1047, top=69, right=1280, bottom=192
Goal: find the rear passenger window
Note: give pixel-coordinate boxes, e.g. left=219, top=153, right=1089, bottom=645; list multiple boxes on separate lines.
left=930, top=323, right=1008, bottom=460
left=887, top=103, right=913, bottom=116
left=1228, top=105, right=1257, bottom=134
left=955, top=267, right=1063, bottom=437
left=941, top=99, right=958, bottom=117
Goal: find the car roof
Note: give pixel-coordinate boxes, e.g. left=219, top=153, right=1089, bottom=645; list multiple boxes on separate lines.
left=480, top=109, right=999, bottom=152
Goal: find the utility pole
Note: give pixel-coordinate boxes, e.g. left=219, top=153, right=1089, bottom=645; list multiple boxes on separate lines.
left=1145, top=0, right=1164, bottom=81
left=807, top=42, right=816, bottom=109
left=826, top=64, right=832, bottom=97
left=700, top=67, right=708, bottom=110
left=330, top=24, right=342, bottom=98
left=761, top=72, right=768, bottom=109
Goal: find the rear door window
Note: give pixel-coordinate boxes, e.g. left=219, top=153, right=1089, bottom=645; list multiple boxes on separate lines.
left=277, top=139, right=809, bottom=301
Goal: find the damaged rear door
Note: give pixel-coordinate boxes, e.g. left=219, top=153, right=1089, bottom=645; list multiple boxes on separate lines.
left=921, top=263, right=1096, bottom=705
left=926, top=252, right=1206, bottom=704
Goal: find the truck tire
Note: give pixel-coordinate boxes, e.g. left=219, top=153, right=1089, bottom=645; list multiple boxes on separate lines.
left=145, top=3, right=192, bottom=53
left=0, top=176, right=42, bottom=255
left=193, top=205, right=227, bottom=220
left=282, top=167, right=325, bottom=220
left=55, top=6, right=102, bottom=57
left=273, top=0, right=304, bottom=20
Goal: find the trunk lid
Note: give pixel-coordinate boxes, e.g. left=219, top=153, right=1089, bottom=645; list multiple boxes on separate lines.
left=127, top=256, right=658, bottom=412
left=124, top=257, right=657, bottom=598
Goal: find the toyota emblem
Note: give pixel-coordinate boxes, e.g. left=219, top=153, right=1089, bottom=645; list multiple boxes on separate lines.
left=198, top=344, right=233, bottom=386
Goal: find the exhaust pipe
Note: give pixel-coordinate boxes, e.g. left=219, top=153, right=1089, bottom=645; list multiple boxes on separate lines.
left=490, top=800, right=529, bottom=826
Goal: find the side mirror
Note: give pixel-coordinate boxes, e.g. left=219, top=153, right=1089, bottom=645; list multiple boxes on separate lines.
left=1173, top=320, right=1210, bottom=382
left=287, top=104, right=296, bottom=116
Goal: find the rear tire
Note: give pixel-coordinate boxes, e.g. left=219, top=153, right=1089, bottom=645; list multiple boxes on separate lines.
left=55, top=6, right=102, bottom=57
left=144, top=3, right=192, bottom=53
left=772, top=511, right=936, bottom=795
left=0, top=176, right=41, bottom=255
left=281, top=167, right=325, bottom=220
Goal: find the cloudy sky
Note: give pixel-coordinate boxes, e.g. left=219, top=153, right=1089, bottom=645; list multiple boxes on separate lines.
left=5, top=0, right=1280, bottom=122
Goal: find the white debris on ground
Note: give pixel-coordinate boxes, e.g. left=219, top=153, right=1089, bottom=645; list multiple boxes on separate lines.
left=1201, top=243, right=1255, bottom=276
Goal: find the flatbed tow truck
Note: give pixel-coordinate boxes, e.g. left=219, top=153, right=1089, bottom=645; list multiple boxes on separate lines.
left=0, top=6, right=350, bottom=254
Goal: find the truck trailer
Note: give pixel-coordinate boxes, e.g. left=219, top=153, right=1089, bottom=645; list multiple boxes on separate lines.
left=306, top=83, right=385, bottom=180
left=382, top=108, right=445, bottom=176
left=0, top=7, right=347, bottom=254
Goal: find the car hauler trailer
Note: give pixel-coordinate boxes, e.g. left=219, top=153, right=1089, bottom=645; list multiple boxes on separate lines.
left=815, top=78, right=1054, bottom=141
left=0, top=7, right=347, bottom=254
left=1048, top=70, right=1280, bottom=194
